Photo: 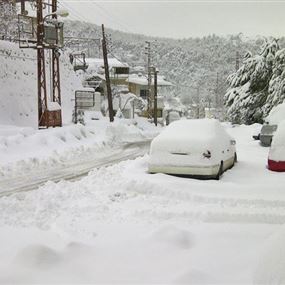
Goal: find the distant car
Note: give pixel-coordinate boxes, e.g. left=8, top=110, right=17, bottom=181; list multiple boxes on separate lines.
left=260, top=124, right=277, bottom=146
left=166, top=110, right=180, bottom=125
left=260, top=103, right=285, bottom=146
left=268, top=120, right=285, bottom=172
left=148, top=119, right=237, bottom=180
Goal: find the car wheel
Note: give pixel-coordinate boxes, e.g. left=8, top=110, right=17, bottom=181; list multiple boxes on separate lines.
left=215, top=161, right=223, bottom=180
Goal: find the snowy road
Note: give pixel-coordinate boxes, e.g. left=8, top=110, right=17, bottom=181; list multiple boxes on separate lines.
left=1, top=124, right=285, bottom=284
left=0, top=140, right=150, bottom=197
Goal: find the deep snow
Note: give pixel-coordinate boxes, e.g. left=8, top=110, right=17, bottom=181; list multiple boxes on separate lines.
left=0, top=40, right=82, bottom=128
left=0, top=124, right=285, bottom=284
left=0, top=117, right=159, bottom=180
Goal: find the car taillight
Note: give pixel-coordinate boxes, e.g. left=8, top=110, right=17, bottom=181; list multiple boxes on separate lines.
left=203, top=150, right=211, bottom=159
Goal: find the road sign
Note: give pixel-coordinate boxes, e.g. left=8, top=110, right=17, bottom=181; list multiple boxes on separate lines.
left=74, top=90, right=96, bottom=123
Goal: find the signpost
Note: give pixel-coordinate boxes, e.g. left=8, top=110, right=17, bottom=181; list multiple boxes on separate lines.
left=74, top=90, right=96, bottom=124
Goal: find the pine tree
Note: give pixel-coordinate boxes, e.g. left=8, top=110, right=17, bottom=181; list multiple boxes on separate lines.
left=263, top=48, right=285, bottom=117
left=225, top=38, right=279, bottom=124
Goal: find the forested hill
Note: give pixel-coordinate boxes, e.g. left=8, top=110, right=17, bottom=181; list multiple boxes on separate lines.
left=64, top=20, right=271, bottom=104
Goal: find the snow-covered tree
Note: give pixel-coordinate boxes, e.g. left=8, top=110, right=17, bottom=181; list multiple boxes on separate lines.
left=0, top=0, right=18, bottom=39
left=263, top=48, right=285, bottom=117
left=225, top=39, right=279, bottom=124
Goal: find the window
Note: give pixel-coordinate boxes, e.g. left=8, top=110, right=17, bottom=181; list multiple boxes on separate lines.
left=140, top=89, right=149, bottom=100
left=115, top=67, right=129, bottom=75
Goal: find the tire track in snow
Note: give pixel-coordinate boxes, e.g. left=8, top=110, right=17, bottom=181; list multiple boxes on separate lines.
left=127, top=180, right=285, bottom=224
left=0, top=141, right=150, bottom=197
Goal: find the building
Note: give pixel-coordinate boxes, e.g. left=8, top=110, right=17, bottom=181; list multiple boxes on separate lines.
left=126, top=73, right=173, bottom=118
left=85, top=57, right=129, bottom=85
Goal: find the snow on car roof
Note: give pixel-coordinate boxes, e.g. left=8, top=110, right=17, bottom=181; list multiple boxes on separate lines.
left=151, top=119, right=230, bottom=153
left=265, top=103, right=285, bottom=125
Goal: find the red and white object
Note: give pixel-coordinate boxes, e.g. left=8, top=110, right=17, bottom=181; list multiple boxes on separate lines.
left=268, top=120, right=285, bottom=172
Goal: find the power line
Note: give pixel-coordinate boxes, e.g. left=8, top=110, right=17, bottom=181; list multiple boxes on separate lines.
left=90, top=2, right=136, bottom=34
left=58, top=1, right=88, bottom=22
left=60, top=0, right=139, bottom=34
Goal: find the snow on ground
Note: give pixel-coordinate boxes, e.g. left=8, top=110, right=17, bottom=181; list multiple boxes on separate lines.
left=0, top=117, right=159, bottom=179
left=0, top=40, right=81, bottom=128
left=0, top=123, right=285, bottom=284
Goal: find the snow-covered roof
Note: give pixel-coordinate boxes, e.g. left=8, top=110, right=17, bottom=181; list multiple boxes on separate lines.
left=85, top=58, right=129, bottom=70
left=85, top=73, right=106, bottom=81
left=126, top=74, right=173, bottom=87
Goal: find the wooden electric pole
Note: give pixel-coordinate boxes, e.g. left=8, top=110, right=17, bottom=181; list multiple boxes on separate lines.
left=102, top=24, right=114, bottom=122
left=145, top=41, right=152, bottom=117
left=154, top=68, right=158, bottom=126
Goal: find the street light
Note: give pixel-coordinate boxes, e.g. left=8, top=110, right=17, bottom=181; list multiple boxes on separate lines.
left=43, top=9, right=69, bottom=22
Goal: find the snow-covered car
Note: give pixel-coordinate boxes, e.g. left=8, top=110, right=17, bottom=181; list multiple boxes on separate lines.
left=148, top=119, right=237, bottom=179
left=268, top=120, right=285, bottom=172
left=259, top=124, right=277, bottom=146
left=260, top=103, right=285, bottom=146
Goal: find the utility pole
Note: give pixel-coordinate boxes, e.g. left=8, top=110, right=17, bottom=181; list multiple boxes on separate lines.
left=52, top=0, right=61, bottom=106
left=36, top=0, right=48, bottom=127
left=17, top=0, right=65, bottom=128
left=154, top=68, right=158, bottom=126
left=145, top=41, right=152, bottom=117
left=102, top=24, right=114, bottom=122
left=20, top=0, right=25, bottom=14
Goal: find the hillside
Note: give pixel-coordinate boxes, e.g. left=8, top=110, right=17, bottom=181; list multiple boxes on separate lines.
left=0, top=40, right=82, bottom=128
left=64, top=20, right=265, bottom=105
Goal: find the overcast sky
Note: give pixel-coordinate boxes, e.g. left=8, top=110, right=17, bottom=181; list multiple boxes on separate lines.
left=60, top=0, right=285, bottom=39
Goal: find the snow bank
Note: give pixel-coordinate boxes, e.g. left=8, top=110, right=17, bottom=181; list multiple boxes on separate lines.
left=265, top=103, right=285, bottom=125
left=0, top=40, right=82, bottom=128
left=0, top=117, right=159, bottom=177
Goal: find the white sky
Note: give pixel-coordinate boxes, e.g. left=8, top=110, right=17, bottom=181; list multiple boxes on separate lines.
left=60, top=0, right=285, bottom=38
